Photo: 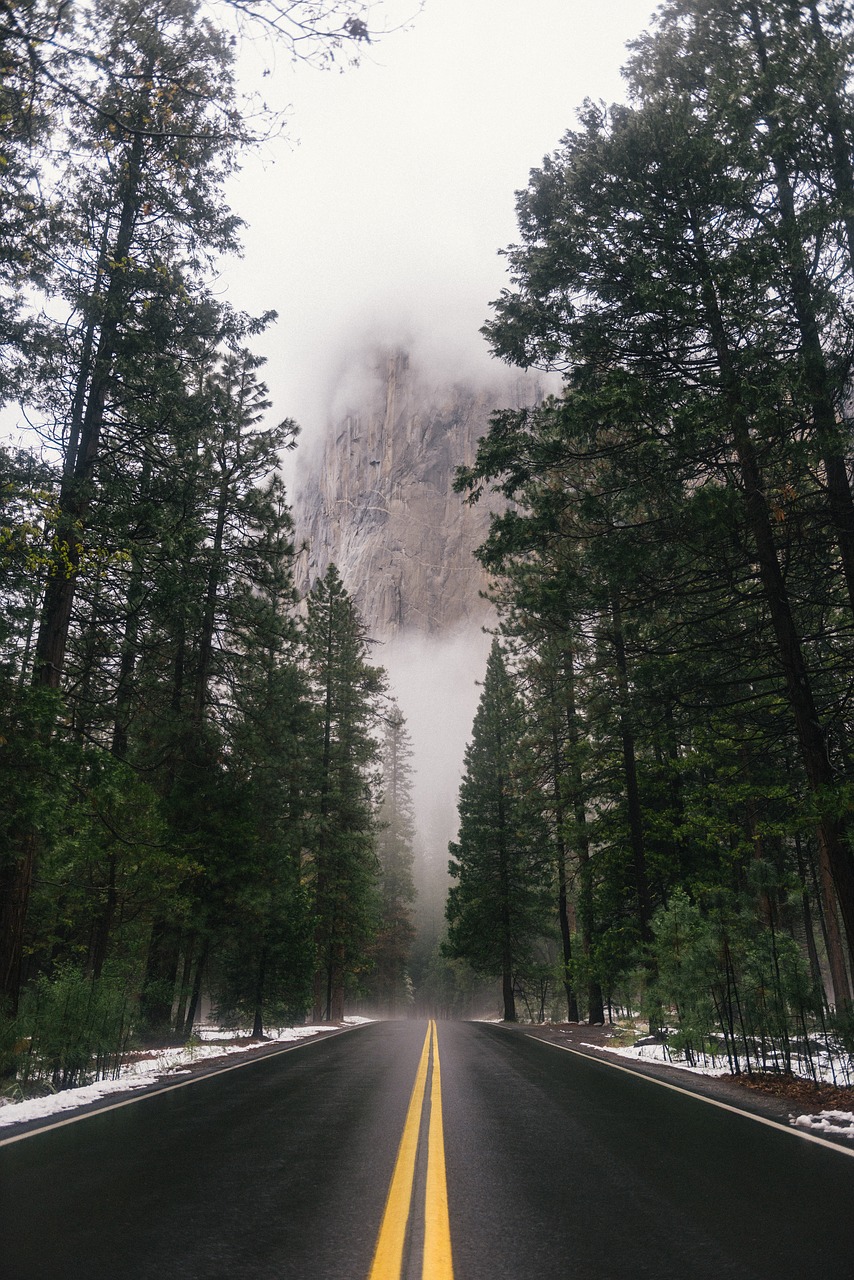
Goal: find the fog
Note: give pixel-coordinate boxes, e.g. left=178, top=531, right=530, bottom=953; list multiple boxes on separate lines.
left=378, top=626, right=493, bottom=911
left=227, top=0, right=659, bottom=445
left=224, top=1, right=659, bottom=961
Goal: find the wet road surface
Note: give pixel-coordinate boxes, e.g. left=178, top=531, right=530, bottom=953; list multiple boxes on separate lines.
left=1, top=1019, right=853, bottom=1279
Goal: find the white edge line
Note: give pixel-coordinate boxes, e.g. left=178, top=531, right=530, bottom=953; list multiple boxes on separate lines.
left=525, top=1034, right=854, bottom=1160
left=0, top=1026, right=356, bottom=1149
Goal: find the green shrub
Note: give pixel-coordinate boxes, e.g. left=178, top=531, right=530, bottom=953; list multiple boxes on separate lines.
left=18, top=963, right=137, bottom=1090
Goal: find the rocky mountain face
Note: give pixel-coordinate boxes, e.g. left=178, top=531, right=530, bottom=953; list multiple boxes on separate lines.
left=293, top=349, right=539, bottom=637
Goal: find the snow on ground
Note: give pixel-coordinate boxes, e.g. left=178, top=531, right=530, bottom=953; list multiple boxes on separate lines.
left=0, top=1020, right=369, bottom=1130
left=792, top=1110, right=854, bottom=1139
left=0, top=1067, right=175, bottom=1127
left=581, top=1040, right=731, bottom=1077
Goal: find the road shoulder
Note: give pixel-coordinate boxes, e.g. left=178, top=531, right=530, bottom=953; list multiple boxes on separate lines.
left=498, top=1020, right=854, bottom=1151
left=0, top=1025, right=354, bottom=1145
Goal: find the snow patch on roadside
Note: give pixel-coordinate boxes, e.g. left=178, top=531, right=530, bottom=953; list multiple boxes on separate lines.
left=581, top=1041, right=731, bottom=1077
left=0, top=1023, right=356, bottom=1130
left=791, top=1110, right=854, bottom=1140
left=122, top=1025, right=327, bottom=1076
left=0, top=1069, right=167, bottom=1127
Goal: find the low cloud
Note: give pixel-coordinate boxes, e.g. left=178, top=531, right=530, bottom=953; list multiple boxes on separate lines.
left=380, top=624, right=492, bottom=892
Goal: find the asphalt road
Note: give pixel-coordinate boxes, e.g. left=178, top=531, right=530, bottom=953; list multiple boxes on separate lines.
left=1, top=1020, right=853, bottom=1279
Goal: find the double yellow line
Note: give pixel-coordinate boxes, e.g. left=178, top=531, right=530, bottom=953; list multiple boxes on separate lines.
left=368, top=1020, right=454, bottom=1280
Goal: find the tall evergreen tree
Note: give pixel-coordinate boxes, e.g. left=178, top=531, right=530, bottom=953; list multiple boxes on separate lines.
left=0, top=0, right=410, bottom=1078
left=446, top=641, right=551, bottom=1022
left=448, top=0, right=854, bottom=1046
left=203, top=472, right=313, bottom=1038
left=33, top=0, right=245, bottom=692
left=302, top=564, right=385, bottom=1022
left=136, top=350, right=298, bottom=1037
left=369, top=706, right=417, bottom=1013
left=479, top=52, right=854, bottom=998
left=0, top=0, right=248, bottom=1015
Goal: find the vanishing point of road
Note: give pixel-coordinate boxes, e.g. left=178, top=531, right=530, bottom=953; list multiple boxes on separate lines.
left=1, top=1019, right=853, bottom=1279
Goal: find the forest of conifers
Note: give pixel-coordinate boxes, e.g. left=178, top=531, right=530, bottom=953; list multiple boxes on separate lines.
left=0, top=0, right=418, bottom=1091
left=442, top=0, right=854, bottom=1079
left=6, top=0, right=854, bottom=1095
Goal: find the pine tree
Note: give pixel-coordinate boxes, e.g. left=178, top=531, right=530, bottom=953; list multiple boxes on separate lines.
left=204, top=473, right=313, bottom=1037
left=33, top=0, right=246, bottom=692
left=136, top=350, right=298, bottom=1037
left=0, top=0, right=249, bottom=1014
left=369, top=706, right=417, bottom=1013
left=302, top=565, right=385, bottom=1022
left=445, top=641, right=551, bottom=1022
left=478, top=40, right=854, bottom=1000
left=0, top=0, right=57, bottom=403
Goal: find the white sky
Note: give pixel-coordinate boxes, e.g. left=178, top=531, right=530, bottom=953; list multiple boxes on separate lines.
left=2, top=2, right=659, bottom=450
left=224, top=0, right=660, bottom=440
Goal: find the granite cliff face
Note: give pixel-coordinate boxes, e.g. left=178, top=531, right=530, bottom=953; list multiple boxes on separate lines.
left=293, top=350, right=539, bottom=637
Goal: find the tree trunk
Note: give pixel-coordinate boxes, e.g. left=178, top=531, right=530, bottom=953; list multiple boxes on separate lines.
left=182, top=941, right=208, bottom=1039
left=502, top=967, right=516, bottom=1024
left=110, top=462, right=151, bottom=761
left=89, top=848, right=117, bottom=983
left=312, top=966, right=328, bottom=1023
left=140, top=921, right=181, bottom=1038
left=688, top=197, right=854, bottom=991
left=496, top=765, right=517, bottom=1023
left=610, top=594, right=654, bottom=942
left=557, top=848, right=579, bottom=1022
left=172, top=937, right=196, bottom=1038
left=795, top=833, right=830, bottom=1003
left=562, top=649, right=605, bottom=1023
left=0, top=828, right=36, bottom=1015
left=549, top=688, right=579, bottom=1021
left=747, top=4, right=854, bottom=616
left=313, top=937, right=345, bottom=1023
left=815, top=834, right=853, bottom=1007
left=252, top=947, right=267, bottom=1038
left=329, top=943, right=346, bottom=1023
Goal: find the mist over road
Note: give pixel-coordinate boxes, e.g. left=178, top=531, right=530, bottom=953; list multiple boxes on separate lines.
left=1, top=1021, right=852, bottom=1279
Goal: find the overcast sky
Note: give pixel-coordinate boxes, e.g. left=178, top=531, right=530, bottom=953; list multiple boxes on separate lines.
left=225, top=0, right=659, bottom=441
left=220, top=1, right=661, bottom=867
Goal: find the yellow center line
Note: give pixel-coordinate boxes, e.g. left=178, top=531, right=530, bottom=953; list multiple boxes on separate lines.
left=367, top=1020, right=455, bottom=1280
left=368, top=1023, right=432, bottom=1280
left=423, top=1020, right=454, bottom=1280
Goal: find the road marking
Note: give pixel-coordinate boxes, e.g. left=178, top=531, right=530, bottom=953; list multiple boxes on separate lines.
left=368, top=1020, right=455, bottom=1280
left=0, top=1028, right=353, bottom=1150
left=368, top=1023, right=432, bottom=1280
left=423, top=1020, right=454, bottom=1279
left=527, top=1035, right=854, bottom=1159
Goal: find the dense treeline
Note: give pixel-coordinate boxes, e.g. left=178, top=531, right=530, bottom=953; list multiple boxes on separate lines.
left=448, top=0, right=854, bottom=1076
left=0, top=0, right=412, bottom=1090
